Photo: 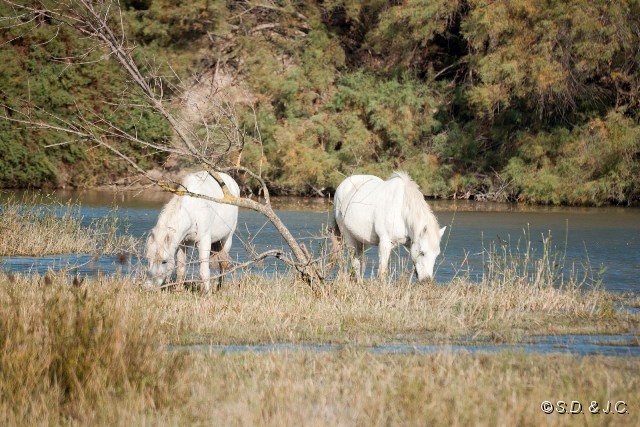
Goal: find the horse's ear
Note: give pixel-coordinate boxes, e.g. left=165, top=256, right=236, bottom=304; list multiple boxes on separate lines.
left=439, top=226, right=447, bottom=237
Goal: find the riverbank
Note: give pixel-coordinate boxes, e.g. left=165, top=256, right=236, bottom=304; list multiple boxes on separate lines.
left=5, top=188, right=640, bottom=213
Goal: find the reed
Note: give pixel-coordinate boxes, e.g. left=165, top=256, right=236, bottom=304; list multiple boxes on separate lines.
left=1, top=217, right=638, bottom=424
left=145, top=227, right=634, bottom=345
left=0, top=197, right=136, bottom=256
left=0, top=271, right=185, bottom=424
left=148, top=274, right=636, bottom=345
left=142, top=351, right=639, bottom=426
left=0, top=272, right=637, bottom=425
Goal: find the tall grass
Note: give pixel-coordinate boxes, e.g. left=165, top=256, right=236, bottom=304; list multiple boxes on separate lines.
left=479, top=226, right=600, bottom=289
left=151, top=351, right=640, bottom=426
left=0, top=271, right=184, bottom=424
left=0, top=270, right=637, bottom=427
left=129, top=227, right=637, bottom=344
left=0, top=267, right=637, bottom=424
left=148, top=274, right=634, bottom=345
left=0, top=197, right=136, bottom=256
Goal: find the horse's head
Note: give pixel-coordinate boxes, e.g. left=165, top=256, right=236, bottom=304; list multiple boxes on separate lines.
left=145, top=228, right=176, bottom=287
left=410, top=225, right=446, bottom=281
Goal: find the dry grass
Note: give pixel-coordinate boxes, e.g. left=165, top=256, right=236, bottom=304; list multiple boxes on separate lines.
left=0, top=271, right=185, bottom=425
left=2, top=271, right=636, bottom=347
left=141, top=351, right=640, bottom=426
left=148, top=274, right=638, bottom=345
left=1, top=197, right=636, bottom=424
left=112, top=226, right=635, bottom=345
left=0, top=272, right=638, bottom=425
left=0, top=197, right=136, bottom=256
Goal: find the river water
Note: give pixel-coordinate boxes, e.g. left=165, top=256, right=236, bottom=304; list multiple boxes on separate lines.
left=1, top=190, right=639, bottom=293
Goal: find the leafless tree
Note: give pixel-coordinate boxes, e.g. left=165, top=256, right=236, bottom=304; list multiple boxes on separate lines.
left=0, top=0, right=325, bottom=288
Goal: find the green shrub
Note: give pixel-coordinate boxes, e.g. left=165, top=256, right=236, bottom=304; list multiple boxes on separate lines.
left=505, top=112, right=640, bottom=205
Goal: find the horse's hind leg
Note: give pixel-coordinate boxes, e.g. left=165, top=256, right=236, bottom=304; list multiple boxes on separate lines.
left=377, top=238, right=392, bottom=281
left=212, top=237, right=233, bottom=291
left=344, top=234, right=363, bottom=283
left=351, top=243, right=364, bottom=283
left=198, top=236, right=212, bottom=293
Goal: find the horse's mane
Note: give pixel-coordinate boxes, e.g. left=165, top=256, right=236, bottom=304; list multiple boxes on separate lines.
left=148, top=195, right=182, bottom=249
left=389, top=171, right=440, bottom=245
left=157, top=196, right=182, bottom=230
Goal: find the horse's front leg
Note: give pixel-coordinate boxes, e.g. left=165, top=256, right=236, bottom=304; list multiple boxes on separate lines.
left=378, top=238, right=393, bottom=281
left=198, top=236, right=212, bottom=293
left=175, top=246, right=186, bottom=289
left=350, top=242, right=364, bottom=284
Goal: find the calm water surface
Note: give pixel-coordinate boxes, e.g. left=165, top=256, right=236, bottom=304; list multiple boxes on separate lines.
left=1, top=190, right=639, bottom=293
left=168, top=334, right=640, bottom=357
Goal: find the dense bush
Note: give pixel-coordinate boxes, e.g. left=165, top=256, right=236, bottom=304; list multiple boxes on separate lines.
left=0, top=0, right=638, bottom=204
left=0, top=3, right=170, bottom=188
left=505, top=112, right=640, bottom=205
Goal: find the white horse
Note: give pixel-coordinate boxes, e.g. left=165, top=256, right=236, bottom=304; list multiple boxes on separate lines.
left=145, top=171, right=240, bottom=292
left=332, top=172, right=446, bottom=282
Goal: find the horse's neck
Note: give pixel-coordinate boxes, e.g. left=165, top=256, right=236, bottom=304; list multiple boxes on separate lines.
left=400, top=182, right=435, bottom=241
left=156, top=197, right=190, bottom=247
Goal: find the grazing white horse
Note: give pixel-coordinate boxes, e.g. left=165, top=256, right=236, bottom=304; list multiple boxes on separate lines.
left=145, top=171, right=240, bottom=292
left=332, top=172, right=446, bottom=282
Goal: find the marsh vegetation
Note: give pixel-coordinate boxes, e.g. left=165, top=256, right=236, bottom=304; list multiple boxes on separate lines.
left=1, top=195, right=638, bottom=424
left=0, top=197, right=136, bottom=257
left=0, top=271, right=638, bottom=425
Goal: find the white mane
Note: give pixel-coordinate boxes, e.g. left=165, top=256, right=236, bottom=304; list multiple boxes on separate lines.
left=155, top=196, right=182, bottom=233
left=390, top=171, right=440, bottom=246
left=147, top=196, right=182, bottom=255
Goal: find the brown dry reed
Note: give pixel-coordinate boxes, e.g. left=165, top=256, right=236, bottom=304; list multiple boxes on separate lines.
left=0, top=271, right=638, bottom=425
left=0, top=196, right=136, bottom=256
left=0, top=271, right=185, bottom=424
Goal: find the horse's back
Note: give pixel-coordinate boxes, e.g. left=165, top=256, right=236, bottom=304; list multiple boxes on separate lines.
left=182, top=171, right=240, bottom=199
left=182, top=171, right=240, bottom=239
left=334, top=174, right=385, bottom=245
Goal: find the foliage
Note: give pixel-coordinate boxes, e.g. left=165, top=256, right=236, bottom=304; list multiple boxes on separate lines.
left=504, top=112, right=640, bottom=205
left=0, top=3, right=170, bottom=188
left=462, top=0, right=640, bottom=118
left=0, top=0, right=639, bottom=204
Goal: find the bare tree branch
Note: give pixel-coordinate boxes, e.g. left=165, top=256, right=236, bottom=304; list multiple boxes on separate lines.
left=0, top=0, right=325, bottom=287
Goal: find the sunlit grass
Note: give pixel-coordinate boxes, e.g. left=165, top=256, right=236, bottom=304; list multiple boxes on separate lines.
left=149, top=351, right=639, bottom=426
left=0, top=197, right=136, bottom=256
left=2, top=270, right=637, bottom=347
left=0, top=271, right=637, bottom=425
left=1, top=204, right=638, bottom=424
left=0, top=274, right=640, bottom=425
left=0, top=271, right=184, bottom=424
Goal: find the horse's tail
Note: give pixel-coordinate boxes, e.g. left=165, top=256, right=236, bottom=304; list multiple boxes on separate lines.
left=328, top=209, right=341, bottom=263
